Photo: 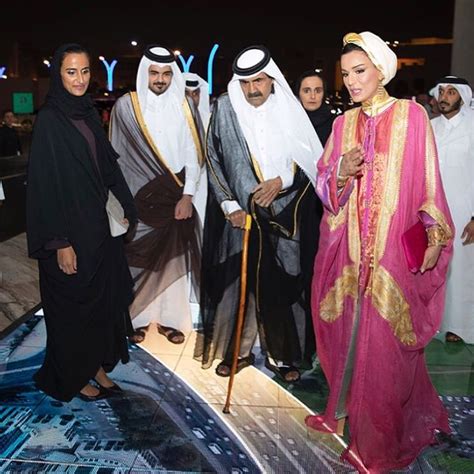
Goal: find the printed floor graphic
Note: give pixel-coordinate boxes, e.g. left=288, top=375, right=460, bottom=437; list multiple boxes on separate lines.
left=0, top=312, right=473, bottom=473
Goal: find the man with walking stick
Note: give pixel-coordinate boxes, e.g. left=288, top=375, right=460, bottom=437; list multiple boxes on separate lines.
left=195, top=46, right=323, bottom=384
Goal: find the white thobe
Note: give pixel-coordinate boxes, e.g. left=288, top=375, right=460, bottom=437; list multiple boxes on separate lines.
left=221, top=95, right=294, bottom=215
left=432, top=110, right=474, bottom=343
left=133, top=94, right=200, bottom=333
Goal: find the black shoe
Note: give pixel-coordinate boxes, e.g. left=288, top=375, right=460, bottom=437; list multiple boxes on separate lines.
left=77, top=386, right=109, bottom=402
left=94, top=379, right=123, bottom=393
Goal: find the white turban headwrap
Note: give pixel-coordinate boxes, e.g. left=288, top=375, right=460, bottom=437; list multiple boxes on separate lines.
left=343, top=31, right=398, bottom=86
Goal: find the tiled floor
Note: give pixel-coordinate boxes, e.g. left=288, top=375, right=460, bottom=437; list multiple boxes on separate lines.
left=0, top=234, right=39, bottom=333
left=0, top=233, right=473, bottom=472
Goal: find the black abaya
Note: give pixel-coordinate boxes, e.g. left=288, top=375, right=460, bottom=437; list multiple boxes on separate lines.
left=26, top=44, right=136, bottom=401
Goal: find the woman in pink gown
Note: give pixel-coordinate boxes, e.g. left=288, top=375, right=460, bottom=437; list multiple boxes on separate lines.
left=305, top=31, right=454, bottom=473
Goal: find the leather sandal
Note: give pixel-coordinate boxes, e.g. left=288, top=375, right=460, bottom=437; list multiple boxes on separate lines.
left=446, top=332, right=463, bottom=343
left=265, top=358, right=300, bottom=383
left=157, top=325, right=185, bottom=344
left=128, top=328, right=147, bottom=344
left=215, top=353, right=255, bottom=377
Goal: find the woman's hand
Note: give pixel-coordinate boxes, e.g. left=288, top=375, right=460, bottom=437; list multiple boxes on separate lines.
left=339, top=145, right=365, bottom=178
left=420, top=245, right=442, bottom=274
left=57, top=246, right=77, bottom=275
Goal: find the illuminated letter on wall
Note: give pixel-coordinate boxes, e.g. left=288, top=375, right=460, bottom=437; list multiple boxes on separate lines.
left=178, top=54, right=195, bottom=72
left=100, top=58, right=118, bottom=92
left=207, top=44, right=219, bottom=95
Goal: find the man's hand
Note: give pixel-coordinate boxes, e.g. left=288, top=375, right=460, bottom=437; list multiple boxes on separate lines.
left=227, top=210, right=247, bottom=229
left=175, top=195, right=193, bottom=220
left=57, top=246, right=77, bottom=275
left=420, top=245, right=442, bottom=274
left=461, top=220, right=474, bottom=246
left=339, top=145, right=365, bottom=178
left=252, top=177, right=282, bottom=208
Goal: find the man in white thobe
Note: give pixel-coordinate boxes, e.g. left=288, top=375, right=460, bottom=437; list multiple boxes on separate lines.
left=432, top=75, right=474, bottom=343
left=110, top=45, right=203, bottom=345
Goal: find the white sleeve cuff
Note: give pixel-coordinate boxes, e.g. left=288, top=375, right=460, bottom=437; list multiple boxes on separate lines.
left=0, top=181, right=4, bottom=200
left=183, top=180, right=197, bottom=196
left=220, top=200, right=242, bottom=216
left=336, top=155, right=344, bottom=178
left=280, top=171, right=294, bottom=190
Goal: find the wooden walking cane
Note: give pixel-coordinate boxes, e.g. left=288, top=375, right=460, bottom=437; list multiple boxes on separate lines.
left=223, top=214, right=252, bottom=414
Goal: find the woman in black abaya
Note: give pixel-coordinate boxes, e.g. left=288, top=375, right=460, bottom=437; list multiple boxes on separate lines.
left=294, top=70, right=336, bottom=146
left=27, top=44, right=137, bottom=402
left=293, top=71, right=337, bottom=355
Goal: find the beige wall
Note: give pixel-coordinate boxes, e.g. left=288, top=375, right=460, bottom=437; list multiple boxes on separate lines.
left=452, top=0, right=474, bottom=87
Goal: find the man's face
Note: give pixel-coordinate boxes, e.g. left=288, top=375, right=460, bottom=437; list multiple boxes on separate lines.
left=239, top=72, right=273, bottom=107
left=3, top=112, right=15, bottom=127
left=185, top=88, right=201, bottom=107
left=438, top=85, right=462, bottom=118
left=148, top=65, right=173, bottom=95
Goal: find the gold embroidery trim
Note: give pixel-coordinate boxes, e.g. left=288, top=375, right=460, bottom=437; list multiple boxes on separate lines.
left=424, top=114, right=437, bottom=201
left=328, top=208, right=347, bottom=231
left=129, top=91, right=183, bottom=187
left=347, top=188, right=360, bottom=264
left=371, top=266, right=417, bottom=346
left=251, top=199, right=263, bottom=313
left=322, top=129, right=335, bottom=166
left=374, top=100, right=409, bottom=263
left=419, top=202, right=453, bottom=243
left=427, top=225, right=449, bottom=247
left=182, top=98, right=205, bottom=167
left=268, top=179, right=311, bottom=238
left=327, top=108, right=359, bottom=232
left=319, top=265, right=358, bottom=322
left=341, top=108, right=360, bottom=156
left=205, top=154, right=233, bottom=201
left=250, top=154, right=264, bottom=183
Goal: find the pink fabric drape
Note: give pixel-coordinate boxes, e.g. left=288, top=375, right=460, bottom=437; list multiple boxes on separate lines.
left=307, top=100, right=454, bottom=473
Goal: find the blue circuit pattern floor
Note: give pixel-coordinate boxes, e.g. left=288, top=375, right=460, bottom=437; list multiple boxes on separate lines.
left=1, top=313, right=474, bottom=473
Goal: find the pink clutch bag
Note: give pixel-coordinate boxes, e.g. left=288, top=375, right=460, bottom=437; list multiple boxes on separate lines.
left=401, top=221, right=428, bottom=273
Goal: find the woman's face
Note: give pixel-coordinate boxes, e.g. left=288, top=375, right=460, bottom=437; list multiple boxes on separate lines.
left=299, top=76, right=324, bottom=111
left=60, top=52, right=90, bottom=97
left=341, top=50, right=383, bottom=103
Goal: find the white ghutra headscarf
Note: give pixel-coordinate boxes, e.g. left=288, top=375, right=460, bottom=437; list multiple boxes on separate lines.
left=183, top=72, right=211, bottom=128
left=432, top=76, right=473, bottom=113
left=227, top=46, right=323, bottom=187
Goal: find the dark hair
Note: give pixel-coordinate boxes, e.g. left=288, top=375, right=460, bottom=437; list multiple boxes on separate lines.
left=2, top=109, right=13, bottom=117
left=60, top=45, right=90, bottom=67
left=341, top=42, right=366, bottom=56
left=294, top=70, right=327, bottom=99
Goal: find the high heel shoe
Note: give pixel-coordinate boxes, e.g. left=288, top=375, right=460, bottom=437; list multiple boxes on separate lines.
left=305, top=414, right=346, bottom=436
left=77, top=385, right=109, bottom=402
